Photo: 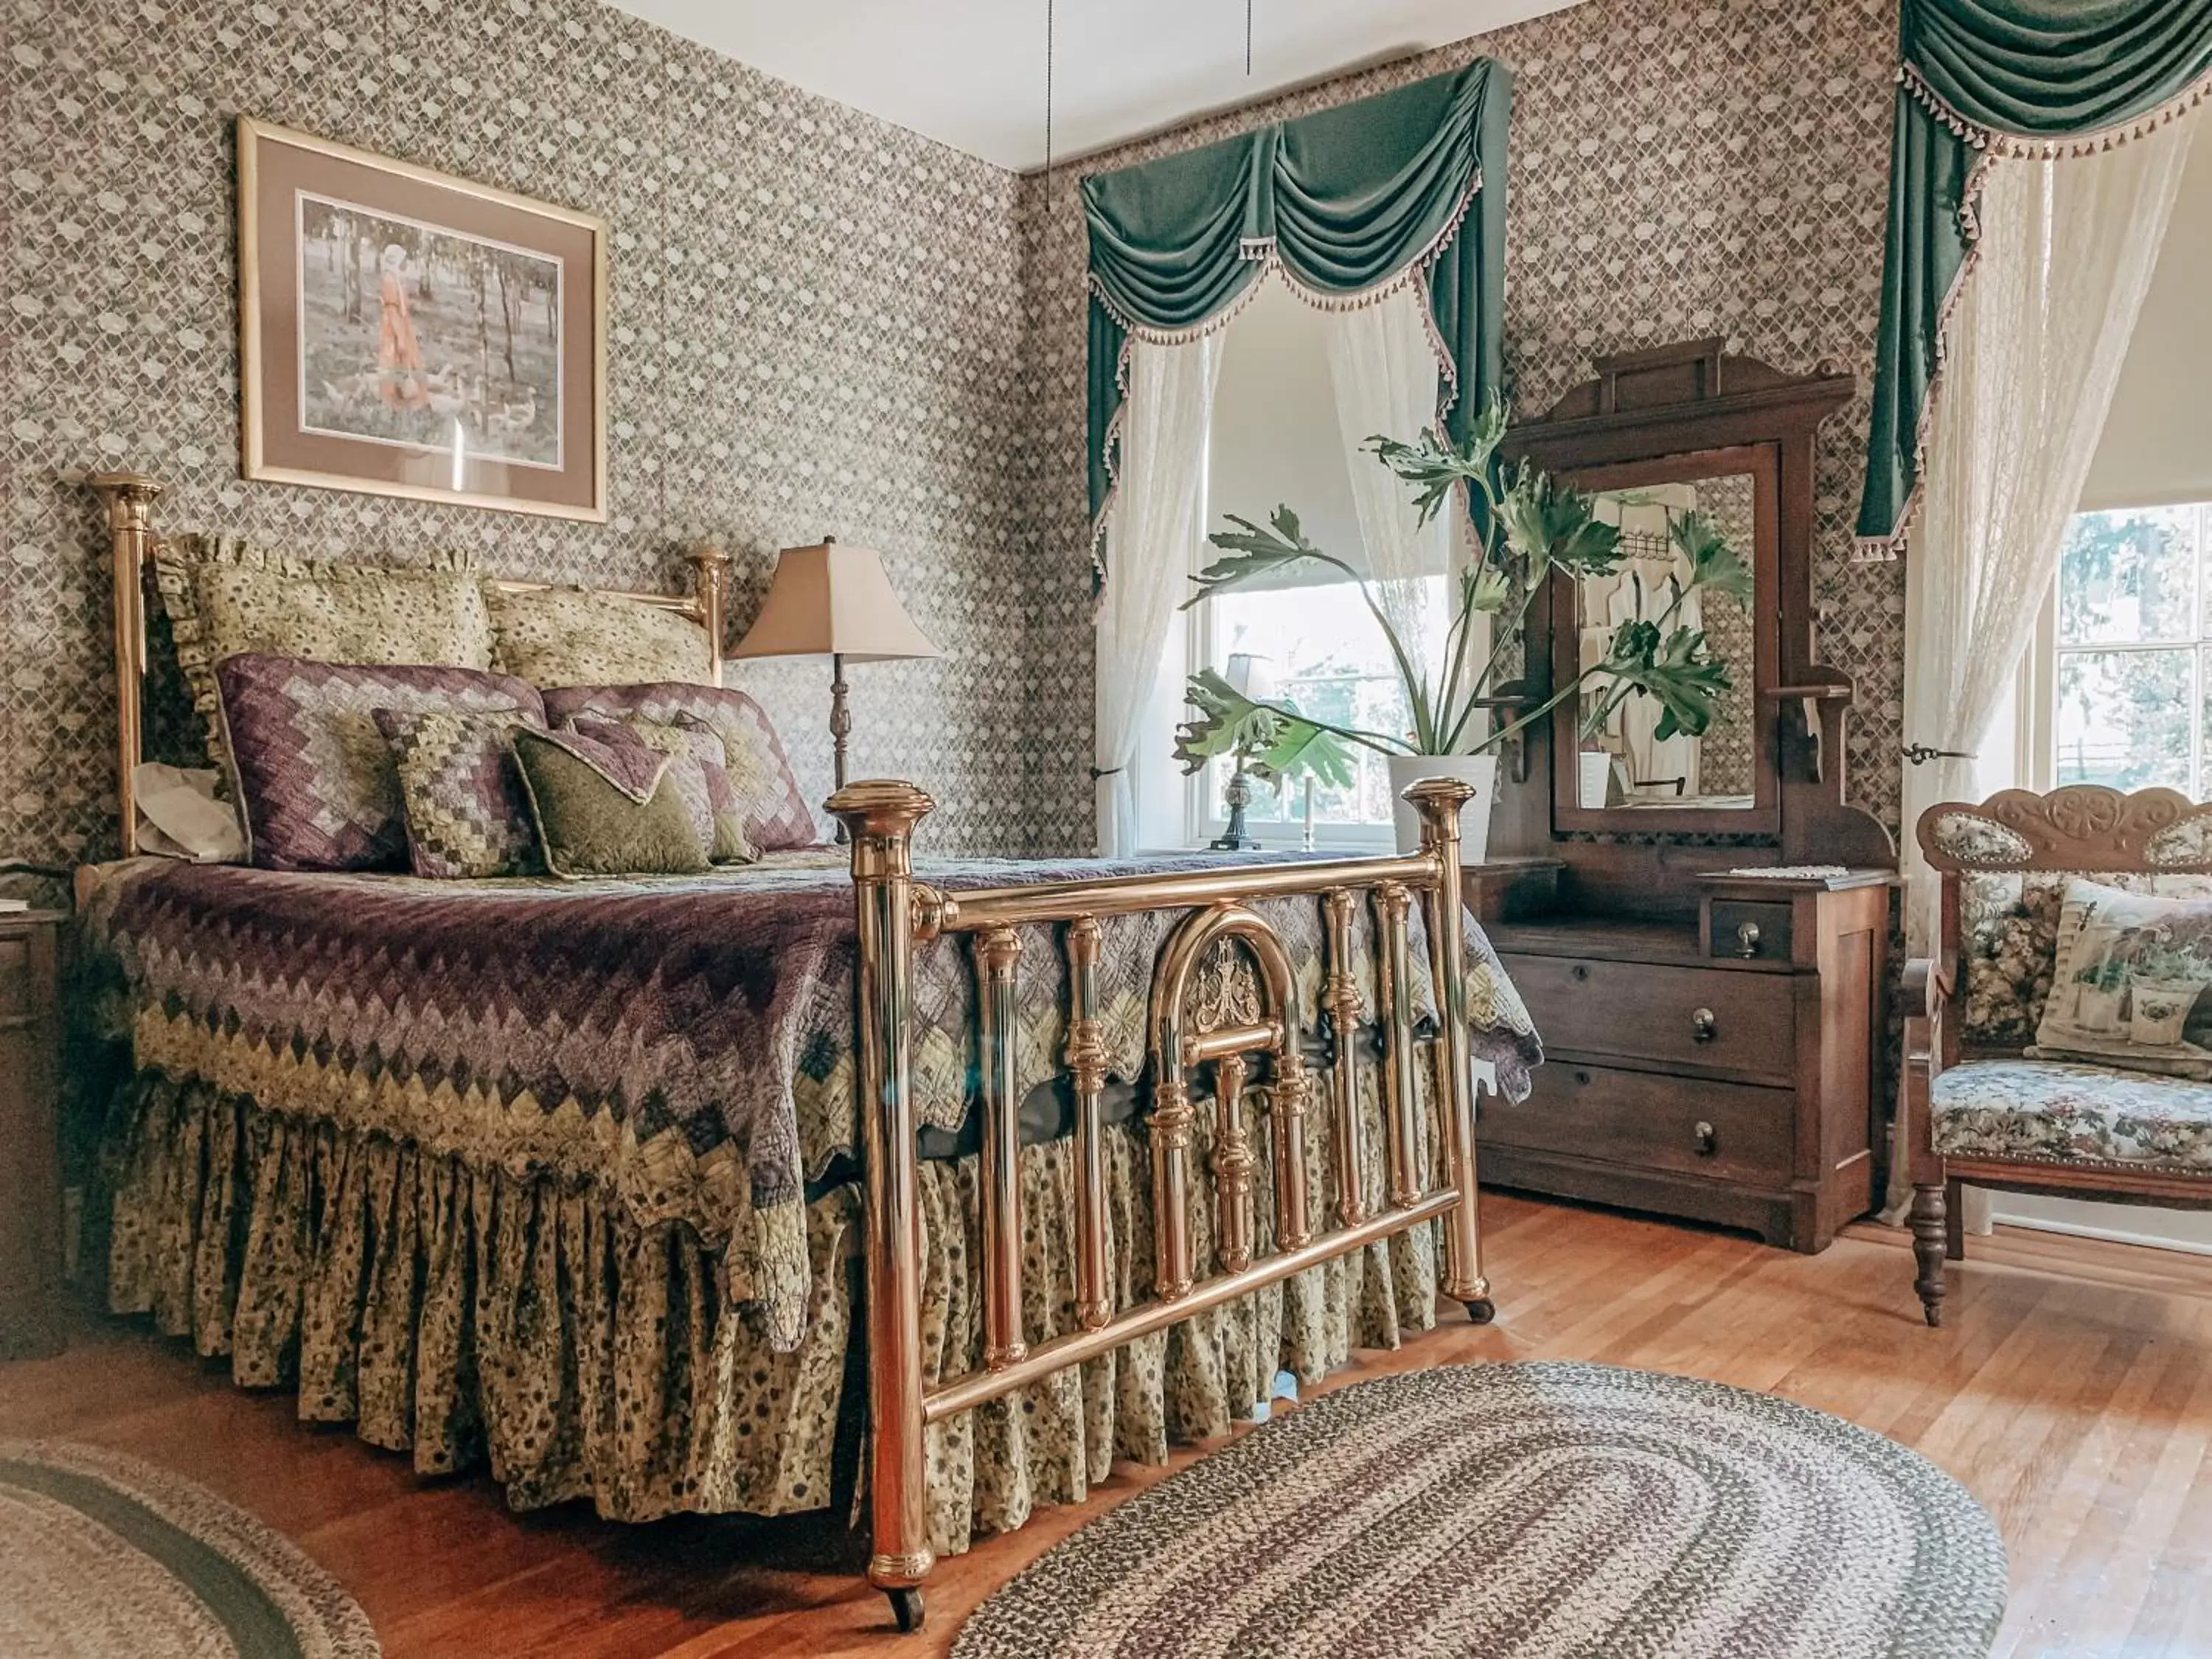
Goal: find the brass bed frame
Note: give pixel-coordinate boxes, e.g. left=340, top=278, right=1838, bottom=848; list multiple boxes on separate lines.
left=86, top=473, right=1497, bottom=1633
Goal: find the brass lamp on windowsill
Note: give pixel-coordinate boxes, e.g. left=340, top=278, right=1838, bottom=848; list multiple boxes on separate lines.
left=1209, top=652, right=1276, bottom=852
left=730, top=538, right=942, bottom=842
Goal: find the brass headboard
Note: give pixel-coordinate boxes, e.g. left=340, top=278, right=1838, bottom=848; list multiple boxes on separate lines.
left=88, top=472, right=730, bottom=857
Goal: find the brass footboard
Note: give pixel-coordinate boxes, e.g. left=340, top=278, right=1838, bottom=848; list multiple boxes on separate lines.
left=827, top=778, right=1495, bottom=1633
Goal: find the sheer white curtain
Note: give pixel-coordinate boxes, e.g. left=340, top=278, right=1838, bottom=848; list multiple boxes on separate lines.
left=1886, top=108, right=2198, bottom=1220
left=1902, top=113, right=2199, bottom=960
left=1094, top=334, right=1222, bottom=855
left=1324, top=288, right=1453, bottom=695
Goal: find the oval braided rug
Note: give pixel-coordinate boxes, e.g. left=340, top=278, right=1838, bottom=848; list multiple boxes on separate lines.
left=952, top=1362, right=2006, bottom=1659
left=0, top=1440, right=380, bottom=1658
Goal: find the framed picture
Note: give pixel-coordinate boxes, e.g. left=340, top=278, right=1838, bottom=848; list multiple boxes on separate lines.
left=237, top=116, right=607, bottom=521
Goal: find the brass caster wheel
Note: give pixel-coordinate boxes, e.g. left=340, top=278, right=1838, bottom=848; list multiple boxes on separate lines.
left=887, top=1585, right=926, bottom=1633
left=1463, top=1297, right=1496, bottom=1325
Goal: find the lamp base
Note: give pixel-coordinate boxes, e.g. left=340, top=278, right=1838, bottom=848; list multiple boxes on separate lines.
left=1209, top=764, right=1261, bottom=851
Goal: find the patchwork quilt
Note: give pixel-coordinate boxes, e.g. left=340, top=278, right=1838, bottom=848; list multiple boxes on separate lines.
left=84, top=850, right=1540, bottom=1349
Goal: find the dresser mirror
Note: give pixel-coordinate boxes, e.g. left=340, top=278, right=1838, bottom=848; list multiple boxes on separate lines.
left=1556, top=445, right=1777, bottom=826
left=1500, top=337, right=1888, bottom=858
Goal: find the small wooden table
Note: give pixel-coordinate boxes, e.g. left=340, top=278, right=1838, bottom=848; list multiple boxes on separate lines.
left=0, top=909, right=65, bottom=1359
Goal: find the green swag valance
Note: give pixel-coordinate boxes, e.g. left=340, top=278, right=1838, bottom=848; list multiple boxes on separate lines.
left=1084, top=60, right=1512, bottom=585
left=1857, top=0, right=2212, bottom=557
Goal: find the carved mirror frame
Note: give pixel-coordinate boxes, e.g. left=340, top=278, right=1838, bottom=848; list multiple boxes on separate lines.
left=1498, top=338, right=1893, bottom=866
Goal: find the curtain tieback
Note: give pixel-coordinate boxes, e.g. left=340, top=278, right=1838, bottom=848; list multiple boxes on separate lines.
left=1902, top=743, right=1976, bottom=766
left=1089, top=765, right=1125, bottom=780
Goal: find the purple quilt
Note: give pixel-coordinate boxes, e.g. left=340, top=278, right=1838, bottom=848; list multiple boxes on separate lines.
left=88, top=850, right=1541, bottom=1347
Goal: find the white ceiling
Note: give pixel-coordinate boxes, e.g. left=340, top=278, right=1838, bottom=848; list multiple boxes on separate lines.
left=605, top=0, right=1587, bottom=172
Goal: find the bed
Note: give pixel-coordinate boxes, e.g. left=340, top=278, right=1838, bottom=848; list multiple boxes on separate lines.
left=77, top=473, right=1542, bottom=1630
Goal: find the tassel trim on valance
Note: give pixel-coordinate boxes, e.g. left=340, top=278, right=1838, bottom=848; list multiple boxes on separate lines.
left=1090, top=169, right=1484, bottom=590
left=1855, top=66, right=2212, bottom=563
left=1896, top=59, right=2212, bottom=160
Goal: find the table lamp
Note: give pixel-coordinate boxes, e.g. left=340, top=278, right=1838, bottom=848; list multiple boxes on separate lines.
left=1209, top=652, right=1276, bottom=851
left=729, top=538, right=942, bottom=840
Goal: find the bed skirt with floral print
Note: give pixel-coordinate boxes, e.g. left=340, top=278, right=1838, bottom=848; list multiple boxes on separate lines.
left=104, top=1054, right=1450, bottom=1557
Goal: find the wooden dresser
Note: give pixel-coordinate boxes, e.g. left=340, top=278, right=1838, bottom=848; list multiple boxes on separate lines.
left=1467, top=338, right=1898, bottom=1255
left=1470, top=863, right=1888, bottom=1253
left=0, top=908, right=65, bottom=1359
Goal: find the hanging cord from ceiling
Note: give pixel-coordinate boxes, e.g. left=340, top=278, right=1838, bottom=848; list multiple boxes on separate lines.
left=1246, top=0, right=1253, bottom=75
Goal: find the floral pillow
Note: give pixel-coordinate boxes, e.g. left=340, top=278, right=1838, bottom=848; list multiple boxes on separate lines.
left=215, top=653, right=545, bottom=872
left=2030, top=877, right=2212, bottom=1078
left=541, top=683, right=817, bottom=850
left=375, top=707, right=543, bottom=879
left=153, top=536, right=493, bottom=774
left=484, top=585, right=713, bottom=689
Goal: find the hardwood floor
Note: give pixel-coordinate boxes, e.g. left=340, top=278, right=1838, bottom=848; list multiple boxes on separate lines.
left=6, top=1192, right=2212, bottom=1658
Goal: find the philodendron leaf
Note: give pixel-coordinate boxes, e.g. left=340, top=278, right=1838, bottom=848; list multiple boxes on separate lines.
left=1497, top=463, right=1622, bottom=585
left=1672, top=510, right=1753, bottom=608
left=1172, top=667, right=1276, bottom=771
left=1253, top=717, right=1357, bottom=790
left=1591, top=625, right=1734, bottom=743
left=1186, top=509, right=1329, bottom=607
left=1364, top=397, right=1507, bottom=528
left=1463, top=563, right=1512, bottom=614
left=1170, top=669, right=1355, bottom=789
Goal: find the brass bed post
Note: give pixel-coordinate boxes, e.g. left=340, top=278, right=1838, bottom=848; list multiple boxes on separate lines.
left=90, top=472, right=161, bottom=858
left=683, top=545, right=730, bottom=681
left=1064, top=916, right=1115, bottom=1330
left=1322, top=888, right=1368, bottom=1226
left=975, top=926, right=1027, bottom=1368
left=1374, top=882, right=1425, bottom=1209
left=1406, top=778, right=1495, bottom=1324
left=827, top=779, right=934, bottom=1634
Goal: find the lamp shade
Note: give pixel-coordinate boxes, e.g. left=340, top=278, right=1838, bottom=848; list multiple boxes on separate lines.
left=729, top=539, right=942, bottom=663
left=1223, top=652, right=1277, bottom=700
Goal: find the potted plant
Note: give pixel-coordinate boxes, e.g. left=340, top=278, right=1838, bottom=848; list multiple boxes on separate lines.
left=1172, top=395, right=1752, bottom=858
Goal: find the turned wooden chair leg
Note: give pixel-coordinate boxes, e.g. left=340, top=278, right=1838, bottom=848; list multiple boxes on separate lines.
left=1910, top=1182, right=1948, bottom=1327
left=1944, top=1176, right=1966, bottom=1261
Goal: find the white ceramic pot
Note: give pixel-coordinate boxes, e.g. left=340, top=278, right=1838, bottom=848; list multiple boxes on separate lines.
left=1385, top=754, right=1499, bottom=860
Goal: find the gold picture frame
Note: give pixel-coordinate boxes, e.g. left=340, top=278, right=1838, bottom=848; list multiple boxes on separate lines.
left=237, top=116, right=608, bottom=521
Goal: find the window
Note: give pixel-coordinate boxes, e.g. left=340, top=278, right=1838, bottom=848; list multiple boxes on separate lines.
left=2048, top=504, right=2212, bottom=796
left=1189, top=576, right=1449, bottom=846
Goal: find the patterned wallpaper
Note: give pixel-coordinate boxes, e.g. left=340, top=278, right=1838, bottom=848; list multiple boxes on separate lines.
left=1697, top=470, right=1761, bottom=799
left=1, top=0, right=1033, bottom=875
left=4, top=0, right=1909, bottom=889
left=1013, top=0, right=1906, bottom=852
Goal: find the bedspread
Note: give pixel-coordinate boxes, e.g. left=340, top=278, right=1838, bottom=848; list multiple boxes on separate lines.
left=84, top=850, right=1540, bottom=1348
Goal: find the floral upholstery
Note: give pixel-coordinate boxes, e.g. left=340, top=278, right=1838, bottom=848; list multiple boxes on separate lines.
left=1930, top=1058, right=2212, bottom=1171
left=1959, top=870, right=2212, bottom=1050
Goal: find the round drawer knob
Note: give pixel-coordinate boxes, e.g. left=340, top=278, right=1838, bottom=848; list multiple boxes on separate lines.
left=1735, top=920, right=1762, bottom=959
left=1691, top=1006, right=1718, bottom=1043
left=1570, top=964, right=1590, bottom=981
left=1693, top=1120, right=1718, bottom=1157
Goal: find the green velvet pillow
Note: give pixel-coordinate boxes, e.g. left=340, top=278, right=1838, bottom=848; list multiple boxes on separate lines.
left=512, top=725, right=711, bottom=879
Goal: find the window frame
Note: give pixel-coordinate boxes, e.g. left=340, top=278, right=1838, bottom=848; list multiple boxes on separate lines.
left=1181, top=589, right=1402, bottom=854
left=2021, top=501, right=2212, bottom=799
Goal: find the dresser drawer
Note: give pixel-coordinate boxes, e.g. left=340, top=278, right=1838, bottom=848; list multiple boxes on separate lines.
left=1484, top=1061, right=1797, bottom=1187
left=1501, top=953, right=1796, bottom=1082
